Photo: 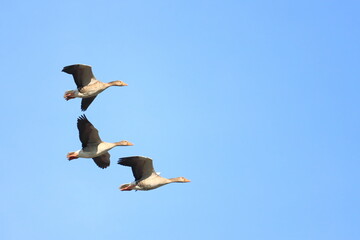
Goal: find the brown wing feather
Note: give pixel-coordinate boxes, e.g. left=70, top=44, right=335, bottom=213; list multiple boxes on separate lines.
left=93, top=152, right=110, bottom=169
left=62, top=64, right=96, bottom=89
left=81, top=96, right=97, bottom=111
left=77, top=115, right=102, bottom=148
left=118, top=156, right=155, bottom=181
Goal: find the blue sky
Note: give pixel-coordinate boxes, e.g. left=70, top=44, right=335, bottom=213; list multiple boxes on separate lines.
left=1, top=1, right=359, bottom=239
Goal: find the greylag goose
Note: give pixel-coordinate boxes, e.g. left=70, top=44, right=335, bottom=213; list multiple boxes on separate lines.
left=62, top=64, right=128, bottom=111
left=118, top=156, right=190, bottom=191
left=67, top=115, right=134, bottom=169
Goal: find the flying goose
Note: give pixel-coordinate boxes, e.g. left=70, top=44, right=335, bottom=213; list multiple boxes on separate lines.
left=67, top=115, right=133, bottom=169
left=118, top=156, right=190, bottom=191
left=62, top=64, right=128, bottom=111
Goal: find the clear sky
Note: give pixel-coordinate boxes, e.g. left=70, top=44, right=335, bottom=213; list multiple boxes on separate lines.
left=1, top=1, right=359, bottom=239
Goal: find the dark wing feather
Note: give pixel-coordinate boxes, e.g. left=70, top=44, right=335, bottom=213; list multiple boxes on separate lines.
left=118, top=156, right=155, bottom=181
left=81, top=96, right=97, bottom=111
left=77, top=115, right=102, bottom=148
left=62, top=64, right=96, bottom=89
left=93, top=152, right=110, bottom=169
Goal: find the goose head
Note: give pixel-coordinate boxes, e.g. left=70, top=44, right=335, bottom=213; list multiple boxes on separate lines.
left=169, top=177, right=191, bottom=183
left=115, top=140, right=134, bottom=146
left=109, top=80, right=128, bottom=86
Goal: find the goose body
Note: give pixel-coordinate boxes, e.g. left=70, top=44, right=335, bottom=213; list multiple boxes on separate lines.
left=74, top=142, right=118, bottom=158
left=67, top=115, right=133, bottom=169
left=118, top=156, right=190, bottom=191
left=62, top=64, right=128, bottom=111
left=65, top=81, right=107, bottom=98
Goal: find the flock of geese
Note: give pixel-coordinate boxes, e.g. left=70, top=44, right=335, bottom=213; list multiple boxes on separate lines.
left=63, top=64, right=190, bottom=191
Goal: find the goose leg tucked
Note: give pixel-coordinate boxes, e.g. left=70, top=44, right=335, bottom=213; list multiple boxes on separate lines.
left=67, top=152, right=79, bottom=160
left=119, top=183, right=135, bottom=191
left=64, top=90, right=76, bottom=100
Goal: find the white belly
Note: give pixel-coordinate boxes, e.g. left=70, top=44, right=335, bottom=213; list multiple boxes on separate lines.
left=77, top=88, right=105, bottom=98
left=77, top=82, right=107, bottom=98
left=79, top=142, right=116, bottom=158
